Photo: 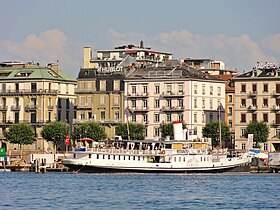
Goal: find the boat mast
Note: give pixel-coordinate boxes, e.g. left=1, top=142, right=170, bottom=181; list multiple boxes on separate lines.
left=219, top=102, right=222, bottom=148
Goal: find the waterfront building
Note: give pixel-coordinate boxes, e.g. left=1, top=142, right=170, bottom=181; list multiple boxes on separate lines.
left=83, top=41, right=172, bottom=69
left=124, top=66, right=226, bottom=140
left=0, top=61, right=76, bottom=152
left=233, top=62, right=280, bottom=152
left=75, top=67, right=126, bottom=139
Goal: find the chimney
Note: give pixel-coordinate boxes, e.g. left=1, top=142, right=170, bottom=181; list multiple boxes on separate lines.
left=140, top=40, right=144, bottom=48
left=48, top=63, right=61, bottom=75
left=83, top=47, right=92, bottom=68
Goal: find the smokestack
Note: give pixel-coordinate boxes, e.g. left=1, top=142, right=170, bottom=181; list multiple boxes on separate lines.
left=140, top=40, right=144, bottom=48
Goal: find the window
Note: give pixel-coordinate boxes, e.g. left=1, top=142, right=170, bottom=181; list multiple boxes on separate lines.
left=276, top=84, right=280, bottom=93
left=252, top=98, right=257, bottom=106
left=202, top=98, right=205, bottom=108
left=143, top=114, right=147, bottom=123
left=31, top=112, right=36, bottom=123
left=194, top=84, right=197, bottom=94
left=210, top=99, right=213, bottom=109
left=166, top=84, right=172, bottom=93
left=228, top=95, right=233, bottom=103
left=276, top=128, right=280, bottom=138
left=228, top=107, right=232, bottom=116
left=88, top=96, right=92, bottom=106
left=154, top=113, right=160, bottom=122
left=194, top=98, right=197, bottom=108
left=15, top=112, right=19, bottom=123
left=228, top=120, right=232, bottom=128
left=263, top=84, right=268, bottom=92
left=210, top=86, right=213, bottom=95
left=276, top=98, right=280, bottom=106
left=217, top=87, right=221, bottom=96
left=252, top=84, right=257, bottom=92
left=263, top=98, right=268, bottom=107
left=263, top=143, right=268, bottom=151
left=178, top=84, right=183, bottom=94
left=154, top=127, right=160, bottom=136
left=100, top=111, right=105, bottom=120
left=241, top=99, right=246, bottom=107
left=210, top=113, right=213, bottom=122
left=276, top=114, right=280, bottom=124
left=143, top=100, right=147, bottom=108
left=241, top=114, right=246, bottom=123
left=242, top=143, right=246, bottom=150
left=178, top=113, right=183, bottom=121
left=131, top=115, right=136, bottom=122
left=143, top=85, right=148, bottom=93
left=202, top=85, right=205, bottom=95
left=131, top=100, right=136, bottom=108
left=155, top=85, right=160, bottom=94
left=155, top=99, right=160, bottom=108
left=31, top=83, right=37, bottom=93
left=241, top=128, right=246, bottom=137
left=241, top=84, right=246, bottom=93
left=263, top=113, right=268, bottom=122
left=167, top=99, right=172, bottom=108
left=178, top=99, right=183, bottom=107
left=132, top=86, right=136, bottom=94
left=252, top=113, right=257, bottom=122
left=194, top=112, right=197, bottom=123
left=115, top=111, right=119, bottom=120
left=66, top=99, right=70, bottom=109
left=167, top=114, right=171, bottom=122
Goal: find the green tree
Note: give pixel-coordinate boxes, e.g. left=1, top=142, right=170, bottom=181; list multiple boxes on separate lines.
left=41, top=121, right=69, bottom=152
left=115, top=123, right=145, bottom=140
left=4, top=123, right=35, bottom=159
left=71, top=122, right=107, bottom=142
left=244, top=121, right=269, bottom=148
left=160, top=123, right=186, bottom=140
left=202, top=121, right=230, bottom=147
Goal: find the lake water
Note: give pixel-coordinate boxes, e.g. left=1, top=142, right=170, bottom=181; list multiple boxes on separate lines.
left=0, top=172, right=279, bottom=210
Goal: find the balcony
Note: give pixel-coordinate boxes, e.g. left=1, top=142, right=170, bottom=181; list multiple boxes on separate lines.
left=47, top=105, right=54, bottom=110
left=271, top=90, right=280, bottom=97
left=127, top=92, right=149, bottom=98
left=247, top=105, right=257, bottom=111
left=271, top=120, right=280, bottom=127
left=25, top=104, right=38, bottom=111
left=240, top=104, right=246, bottom=108
left=11, top=105, right=21, bottom=111
left=247, top=91, right=258, bottom=97
left=132, top=106, right=149, bottom=112
left=75, top=104, right=93, bottom=110
left=161, top=91, right=184, bottom=98
left=0, top=105, right=8, bottom=111
left=271, top=105, right=280, bottom=111
left=161, top=106, right=184, bottom=112
left=0, top=89, right=59, bottom=96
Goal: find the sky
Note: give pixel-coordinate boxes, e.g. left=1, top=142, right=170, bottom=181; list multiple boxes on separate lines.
left=1, top=0, right=280, bottom=78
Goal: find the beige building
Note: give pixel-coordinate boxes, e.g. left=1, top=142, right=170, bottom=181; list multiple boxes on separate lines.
left=0, top=61, right=76, bottom=152
left=234, top=62, right=280, bottom=152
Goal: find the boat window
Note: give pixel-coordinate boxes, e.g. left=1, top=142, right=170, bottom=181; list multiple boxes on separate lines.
left=89, top=154, right=92, bottom=159
left=97, top=154, right=99, bottom=159
left=73, top=154, right=76, bottom=158
left=138, top=156, right=140, bottom=161
left=204, top=157, right=206, bottom=161
left=183, top=157, right=185, bottom=162
left=113, top=155, right=115, bottom=160
left=119, top=155, right=121, bottom=160
left=108, top=155, right=110, bottom=160
left=133, top=156, right=136, bottom=161
left=201, top=157, right=203, bottom=161
left=103, top=155, right=105, bottom=159
left=128, top=156, right=130, bottom=160
left=179, top=157, right=181, bottom=162
left=174, top=157, right=176, bottom=162
left=143, top=157, right=145, bottom=161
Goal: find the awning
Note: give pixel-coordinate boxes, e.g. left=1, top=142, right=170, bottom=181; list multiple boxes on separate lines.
left=125, top=50, right=138, bottom=54
left=79, top=137, right=95, bottom=142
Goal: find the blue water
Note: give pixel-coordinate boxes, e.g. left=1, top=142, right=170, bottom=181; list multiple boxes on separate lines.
left=0, top=172, right=279, bottom=210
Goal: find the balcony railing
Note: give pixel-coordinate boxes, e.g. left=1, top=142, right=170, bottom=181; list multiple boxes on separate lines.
left=47, top=105, right=54, bottom=110
left=132, top=106, right=149, bottom=112
left=127, top=92, right=149, bottom=98
left=271, top=90, right=280, bottom=97
left=247, top=105, right=257, bottom=111
left=161, top=106, right=184, bottom=112
left=0, top=89, right=59, bottom=96
left=25, top=104, right=38, bottom=111
left=271, top=105, right=280, bottom=111
left=11, top=105, right=21, bottom=111
left=0, top=105, right=8, bottom=111
left=248, top=91, right=258, bottom=97
left=161, top=91, right=184, bottom=97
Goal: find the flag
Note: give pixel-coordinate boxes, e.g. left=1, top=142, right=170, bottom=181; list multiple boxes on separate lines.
left=125, top=107, right=134, bottom=117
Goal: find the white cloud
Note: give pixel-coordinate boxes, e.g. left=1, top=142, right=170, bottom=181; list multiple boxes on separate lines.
left=107, top=29, right=278, bottom=72
left=0, top=29, right=83, bottom=77
left=262, top=33, right=280, bottom=54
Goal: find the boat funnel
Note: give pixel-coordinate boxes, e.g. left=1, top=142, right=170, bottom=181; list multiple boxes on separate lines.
left=173, top=121, right=183, bottom=141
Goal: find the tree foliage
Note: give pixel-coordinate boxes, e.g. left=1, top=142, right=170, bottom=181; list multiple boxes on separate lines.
left=244, top=121, right=269, bottom=147
left=160, top=123, right=186, bottom=140
left=115, top=123, right=145, bottom=140
left=202, top=121, right=230, bottom=147
left=4, top=123, right=35, bottom=145
left=71, top=122, right=107, bottom=141
left=41, top=121, right=69, bottom=151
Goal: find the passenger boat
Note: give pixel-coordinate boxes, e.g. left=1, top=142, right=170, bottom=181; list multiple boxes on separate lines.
left=62, top=122, right=251, bottom=173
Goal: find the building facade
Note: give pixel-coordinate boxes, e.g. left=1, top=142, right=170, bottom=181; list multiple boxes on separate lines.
left=124, top=66, right=226, bottom=140
left=234, top=62, right=280, bottom=152
left=0, top=62, right=76, bottom=152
